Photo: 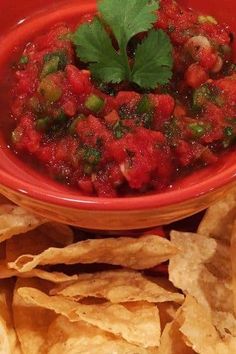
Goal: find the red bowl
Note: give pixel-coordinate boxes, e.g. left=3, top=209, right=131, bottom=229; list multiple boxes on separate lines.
left=0, top=0, right=236, bottom=230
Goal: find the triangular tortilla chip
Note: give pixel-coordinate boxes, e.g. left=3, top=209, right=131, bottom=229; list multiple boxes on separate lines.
left=8, top=235, right=178, bottom=272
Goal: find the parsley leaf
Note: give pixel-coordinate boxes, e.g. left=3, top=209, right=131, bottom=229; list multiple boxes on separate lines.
left=73, top=17, right=126, bottom=83
left=72, top=0, right=173, bottom=89
left=132, top=29, right=173, bottom=89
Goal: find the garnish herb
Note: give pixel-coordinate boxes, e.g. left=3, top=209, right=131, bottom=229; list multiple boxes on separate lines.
left=136, top=95, right=154, bottom=128
left=113, top=121, right=130, bottom=139
left=83, top=146, right=101, bottom=165
left=136, top=95, right=153, bottom=115
left=193, top=84, right=224, bottom=109
left=223, top=126, right=235, bottom=148
left=72, top=0, right=173, bottom=90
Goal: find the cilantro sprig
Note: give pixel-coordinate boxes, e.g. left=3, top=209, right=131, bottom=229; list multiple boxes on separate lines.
left=72, top=0, right=173, bottom=90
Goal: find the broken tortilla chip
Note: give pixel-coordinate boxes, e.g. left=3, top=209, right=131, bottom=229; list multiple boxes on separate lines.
left=18, top=286, right=161, bottom=348
left=158, top=308, right=195, bottom=354
left=0, top=205, right=47, bottom=243
left=198, top=187, right=236, bottom=241
left=230, top=221, right=236, bottom=316
left=44, top=315, right=157, bottom=354
left=51, top=269, right=183, bottom=304
left=169, top=231, right=233, bottom=314
left=0, top=279, right=22, bottom=354
left=13, top=278, right=57, bottom=354
left=180, top=296, right=236, bottom=354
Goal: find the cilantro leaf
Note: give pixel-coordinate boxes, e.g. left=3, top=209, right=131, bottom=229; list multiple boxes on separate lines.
left=72, top=0, right=173, bottom=90
left=99, top=0, right=159, bottom=48
left=132, top=29, right=173, bottom=89
left=99, top=0, right=159, bottom=79
left=73, top=17, right=126, bottom=83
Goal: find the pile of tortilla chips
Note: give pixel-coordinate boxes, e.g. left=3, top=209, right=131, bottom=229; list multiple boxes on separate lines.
left=1, top=189, right=236, bottom=353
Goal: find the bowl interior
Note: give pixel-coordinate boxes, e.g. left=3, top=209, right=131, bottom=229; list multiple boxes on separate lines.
left=0, top=0, right=236, bottom=211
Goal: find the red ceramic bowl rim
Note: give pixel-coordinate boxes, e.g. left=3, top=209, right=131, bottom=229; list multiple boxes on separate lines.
left=0, top=165, right=236, bottom=211
left=0, top=0, right=236, bottom=212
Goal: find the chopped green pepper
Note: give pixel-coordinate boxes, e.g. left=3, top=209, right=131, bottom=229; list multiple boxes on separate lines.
left=85, top=94, right=105, bottom=113
left=188, top=123, right=206, bottom=137
left=224, top=126, right=234, bottom=137
left=38, top=77, right=62, bottom=103
left=19, top=55, right=29, bottom=65
left=41, top=57, right=60, bottom=78
left=44, top=51, right=68, bottom=70
left=35, top=117, right=51, bottom=132
left=113, top=121, right=130, bottom=139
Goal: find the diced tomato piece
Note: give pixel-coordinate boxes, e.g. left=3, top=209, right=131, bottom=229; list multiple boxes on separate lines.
left=78, top=178, right=94, bottom=195
left=66, top=65, right=92, bottom=96
left=143, top=226, right=166, bottom=238
left=150, top=94, right=175, bottom=130
left=63, top=98, right=78, bottom=117
left=104, top=110, right=119, bottom=125
left=76, top=115, right=112, bottom=146
left=114, top=91, right=140, bottom=110
left=198, top=48, right=217, bottom=70
left=185, top=63, right=209, bottom=88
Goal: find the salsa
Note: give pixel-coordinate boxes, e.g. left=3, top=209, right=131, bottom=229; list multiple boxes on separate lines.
left=10, top=0, right=236, bottom=197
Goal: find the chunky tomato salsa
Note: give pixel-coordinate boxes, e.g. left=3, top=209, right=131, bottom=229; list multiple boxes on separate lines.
left=10, top=0, right=236, bottom=197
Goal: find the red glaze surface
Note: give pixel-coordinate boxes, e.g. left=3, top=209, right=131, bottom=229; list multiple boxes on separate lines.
left=0, top=0, right=235, bottom=229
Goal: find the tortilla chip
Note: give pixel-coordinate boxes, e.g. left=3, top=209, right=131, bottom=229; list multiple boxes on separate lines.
left=0, top=225, right=76, bottom=283
left=198, top=187, right=236, bottom=241
left=51, top=269, right=183, bottom=304
left=43, top=315, right=156, bottom=354
left=8, top=235, right=178, bottom=272
left=6, top=224, right=74, bottom=262
left=180, top=296, right=236, bottom=354
left=212, top=311, right=236, bottom=338
left=157, top=302, right=181, bottom=332
left=169, top=231, right=233, bottom=314
left=158, top=311, right=195, bottom=354
left=0, top=279, right=22, bottom=354
left=0, top=205, right=47, bottom=243
left=13, top=278, right=57, bottom=354
left=18, top=287, right=161, bottom=347
left=230, top=221, right=236, bottom=316
left=0, top=261, right=77, bottom=283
